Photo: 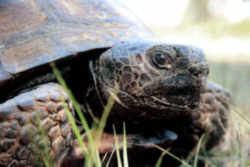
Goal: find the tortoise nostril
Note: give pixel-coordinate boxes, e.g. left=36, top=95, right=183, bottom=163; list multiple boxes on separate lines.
left=188, top=66, right=204, bottom=77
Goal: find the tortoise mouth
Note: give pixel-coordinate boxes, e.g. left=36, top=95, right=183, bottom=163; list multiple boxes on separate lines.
left=137, top=88, right=201, bottom=118
left=101, top=83, right=201, bottom=122
left=104, top=120, right=180, bottom=151
left=152, top=93, right=200, bottom=110
left=102, top=91, right=201, bottom=152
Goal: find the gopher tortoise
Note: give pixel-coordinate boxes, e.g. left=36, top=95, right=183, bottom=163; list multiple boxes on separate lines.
left=0, top=0, right=231, bottom=166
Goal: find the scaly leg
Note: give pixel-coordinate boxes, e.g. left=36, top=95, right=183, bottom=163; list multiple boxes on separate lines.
left=0, top=83, right=74, bottom=167
left=199, top=81, right=231, bottom=150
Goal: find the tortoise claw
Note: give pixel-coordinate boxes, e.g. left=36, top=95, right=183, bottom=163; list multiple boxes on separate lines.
left=130, top=130, right=177, bottom=148
left=62, top=130, right=177, bottom=166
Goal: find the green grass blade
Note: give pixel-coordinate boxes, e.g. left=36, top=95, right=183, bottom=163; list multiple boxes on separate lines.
left=50, top=63, right=91, bottom=132
left=232, top=107, right=250, bottom=125
left=62, top=101, right=88, bottom=155
left=51, top=63, right=103, bottom=164
left=154, top=145, right=192, bottom=167
left=94, top=86, right=118, bottom=166
left=113, top=126, right=123, bottom=167
left=96, top=89, right=116, bottom=140
left=154, top=153, right=164, bottom=167
left=105, top=149, right=116, bottom=167
left=94, top=149, right=102, bottom=167
left=194, top=134, right=206, bottom=167
left=123, top=122, right=129, bottom=167
left=96, top=86, right=118, bottom=141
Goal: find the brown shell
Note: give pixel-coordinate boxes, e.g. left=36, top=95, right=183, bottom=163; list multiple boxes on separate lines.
left=0, top=0, right=154, bottom=85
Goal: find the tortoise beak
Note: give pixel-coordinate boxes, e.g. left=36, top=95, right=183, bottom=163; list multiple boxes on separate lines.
left=160, top=73, right=204, bottom=109
left=162, top=45, right=209, bottom=110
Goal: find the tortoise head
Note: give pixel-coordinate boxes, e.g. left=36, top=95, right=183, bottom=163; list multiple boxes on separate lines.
left=90, top=42, right=209, bottom=120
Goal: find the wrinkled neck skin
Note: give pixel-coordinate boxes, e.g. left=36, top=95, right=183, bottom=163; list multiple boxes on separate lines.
left=85, top=42, right=209, bottom=131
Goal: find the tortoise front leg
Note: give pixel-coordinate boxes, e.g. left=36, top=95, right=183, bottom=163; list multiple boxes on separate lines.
left=0, top=83, right=74, bottom=167
left=199, top=81, right=231, bottom=150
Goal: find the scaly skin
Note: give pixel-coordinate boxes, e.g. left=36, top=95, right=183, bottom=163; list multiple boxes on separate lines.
left=0, top=83, right=74, bottom=167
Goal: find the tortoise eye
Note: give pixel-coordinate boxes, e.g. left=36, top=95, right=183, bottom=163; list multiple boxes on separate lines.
left=153, top=53, right=168, bottom=68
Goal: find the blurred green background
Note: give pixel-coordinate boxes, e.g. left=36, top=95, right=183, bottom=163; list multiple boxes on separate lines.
left=121, top=0, right=250, bottom=166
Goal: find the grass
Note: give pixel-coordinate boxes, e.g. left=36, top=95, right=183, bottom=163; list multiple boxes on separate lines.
left=209, top=61, right=250, bottom=108
left=33, top=59, right=249, bottom=167
left=207, top=60, right=250, bottom=167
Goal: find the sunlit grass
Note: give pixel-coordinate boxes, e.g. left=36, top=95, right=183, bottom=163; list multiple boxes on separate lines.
left=122, top=123, right=129, bottom=167
left=154, top=145, right=191, bottom=167
left=51, top=62, right=104, bottom=166
left=51, top=63, right=90, bottom=160
left=193, top=134, right=207, bottom=167
left=113, top=126, right=123, bottom=167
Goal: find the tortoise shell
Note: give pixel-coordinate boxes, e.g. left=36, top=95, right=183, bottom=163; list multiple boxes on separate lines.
left=0, top=0, right=154, bottom=86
